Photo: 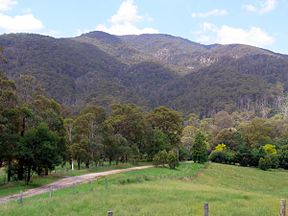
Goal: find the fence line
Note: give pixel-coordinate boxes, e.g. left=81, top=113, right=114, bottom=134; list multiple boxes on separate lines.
left=280, top=199, right=286, bottom=216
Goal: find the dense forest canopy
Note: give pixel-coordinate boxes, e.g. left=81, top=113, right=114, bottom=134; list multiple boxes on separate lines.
left=1, top=32, right=288, bottom=117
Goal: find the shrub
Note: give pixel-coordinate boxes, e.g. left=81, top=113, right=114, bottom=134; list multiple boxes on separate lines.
left=263, top=144, right=277, bottom=155
left=179, top=146, right=190, bottom=161
left=167, top=150, right=179, bottom=169
left=153, top=154, right=160, bottom=167
left=258, top=157, right=272, bottom=171
left=234, top=145, right=254, bottom=167
left=250, top=147, right=266, bottom=167
left=153, top=150, right=168, bottom=167
left=269, top=155, right=279, bottom=169
left=209, top=151, right=226, bottom=163
left=279, top=146, right=288, bottom=169
left=209, top=150, right=235, bottom=164
left=215, top=143, right=226, bottom=151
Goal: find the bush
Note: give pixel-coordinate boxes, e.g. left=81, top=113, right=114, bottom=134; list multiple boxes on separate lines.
left=234, top=145, right=254, bottom=167
left=153, top=150, right=168, bottom=167
left=152, top=154, right=160, bottom=166
left=167, top=150, right=179, bottom=169
left=279, top=146, right=288, bottom=169
left=215, top=143, right=226, bottom=151
left=209, top=151, right=226, bottom=163
left=179, top=146, right=190, bottom=161
left=263, top=144, right=277, bottom=155
left=209, top=150, right=235, bottom=164
left=258, top=157, right=272, bottom=171
left=250, top=147, right=266, bottom=167
left=269, top=155, right=279, bottom=169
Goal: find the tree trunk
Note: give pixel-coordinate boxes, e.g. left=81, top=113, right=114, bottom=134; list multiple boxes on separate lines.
left=7, top=160, right=12, bottom=182
left=45, top=167, right=49, bottom=176
left=71, top=159, right=74, bottom=171
left=21, top=117, right=26, bottom=137
left=85, top=161, right=89, bottom=168
left=17, top=159, right=24, bottom=181
left=77, top=160, right=80, bottom=170
left=26, top=166, right=31, bottom=185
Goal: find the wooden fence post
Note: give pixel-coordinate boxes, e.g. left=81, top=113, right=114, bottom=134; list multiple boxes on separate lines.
left=107, top=210, right=113, bottom=216
left=204, top=202, right=209, bottom=216
left=72, top=183, right=77, bottom=194
left=49, top=186, right=53, bottom=199
left=89, top=181, right=93, bottom=192
left=280, top=199, right=286, bottom=216
left=18, top=190, right=23, bottom=205
left=105, top=178, right=108, bottom=190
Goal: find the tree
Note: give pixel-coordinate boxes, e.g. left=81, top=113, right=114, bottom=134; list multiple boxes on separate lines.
left=19, top=123, right=63, bottom=183
left=72, top=105, right=106, bottom=168
left=104, top=134, right=129, bottom=165
left=70, top=141, right=90, bottom=170
left=145, top=128, right=169, bottom=160
left=16, top=74, right=44, bottom=105
left=192, top=132, right=208, bottom=163
left=105, top=104, right=148, bottom=156
left=0, top=74, right=19, bottom=181
left=239, top=118, right=273, bottom=148
left=181, top=125, right=199, bottom=153
left=0, top=74, right=18, bottom=111
left=64, top=118, right=74, bottom=170
left=214, top=111, right=234, bottom=131
left=213, top=128, right=239, bottom=150
left=32, top=95, right=64, bottom=133
left=147, top=106, right=183, bottom=150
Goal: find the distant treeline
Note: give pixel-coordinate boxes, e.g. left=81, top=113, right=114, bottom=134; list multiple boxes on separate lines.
left=1, top=74, right=288, bottom=185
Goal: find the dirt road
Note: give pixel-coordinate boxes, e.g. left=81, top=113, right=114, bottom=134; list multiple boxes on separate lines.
left=0, top=165, right=153, bottom=204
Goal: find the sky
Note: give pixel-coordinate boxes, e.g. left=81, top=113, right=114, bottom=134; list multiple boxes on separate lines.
left=0, top=0, right=287, bottom=54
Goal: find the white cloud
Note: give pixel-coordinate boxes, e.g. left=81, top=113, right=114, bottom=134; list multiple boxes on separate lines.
left=0, top=0, right=44, bottom=33
left=217, top=26, right=274, bottom=46
left=96, top=0, right=158, bottom=35
left=109, top=0, right=142, bottom=24
left=243, top=0, right=277, bottom=14
left=192, top=9, right=228, bottom=18
left=0, top=13, right=43, bottom=32
left=0, top=0, right=17, bottom=12
left=195, top=22, right=275, bottom=48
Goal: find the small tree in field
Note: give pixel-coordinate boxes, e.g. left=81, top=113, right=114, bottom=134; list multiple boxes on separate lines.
left=192, top=132, right=208, bottom=163
left=167, top=150, right=179, bottom=169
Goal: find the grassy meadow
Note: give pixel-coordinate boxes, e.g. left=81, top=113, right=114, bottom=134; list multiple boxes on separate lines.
left=0, top=163, right=287, bottom=216
left=0, top=163, right=144, bottom=198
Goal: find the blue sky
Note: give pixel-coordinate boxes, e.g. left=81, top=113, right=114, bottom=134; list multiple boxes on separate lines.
left=0, top=0, right=287, bottom=54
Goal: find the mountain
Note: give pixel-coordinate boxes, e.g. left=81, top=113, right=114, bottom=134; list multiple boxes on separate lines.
left=0, top=31, right=288, bottom=116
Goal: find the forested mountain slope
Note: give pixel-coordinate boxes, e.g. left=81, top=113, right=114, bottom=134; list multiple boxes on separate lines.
left=1, top=31, right=288, bottom=116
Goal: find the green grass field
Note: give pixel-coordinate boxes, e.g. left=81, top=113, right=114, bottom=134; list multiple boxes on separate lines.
left=0, top=163, right=145, bottom=197
left=0, top=163, right=287, bottom=216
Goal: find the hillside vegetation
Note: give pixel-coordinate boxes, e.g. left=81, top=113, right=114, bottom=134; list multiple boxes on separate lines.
left=1, top=32, right=288, bottom=116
